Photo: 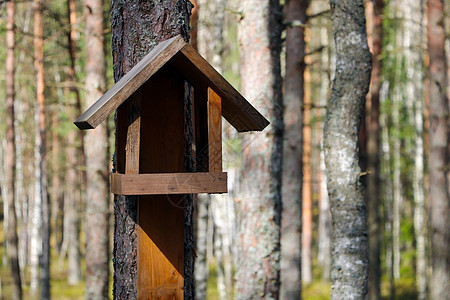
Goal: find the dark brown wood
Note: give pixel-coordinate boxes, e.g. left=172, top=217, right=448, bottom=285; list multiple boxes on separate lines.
left=174, top=44, right=269, bottom=132
left=76, top=35, right=186, bottom=129
left=137, top=66, right=186, bottom=298
left=111, top=172, right=227, bottom=195
left=193, top=86, right=209, bottom=172
left=75, top=35, right=269, bottom=132
left=208, top=88, right=222, bottom=172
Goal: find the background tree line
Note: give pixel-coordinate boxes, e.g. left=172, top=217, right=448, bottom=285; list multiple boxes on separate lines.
left=0, top=0, right=448, bottom=299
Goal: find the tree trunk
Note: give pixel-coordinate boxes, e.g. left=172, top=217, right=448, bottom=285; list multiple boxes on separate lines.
left=427, top=1, right=449, bottom=299
left=34, top=0, right=51, bottom=297
left=402, top=1, right=427, bottom=298
left=380, top=84, right=395, bottom=300
left=323, top=0, right=372, bottom=299
left=235, top=0, right=283, bottom=298
left=302, top=61, right=313, bottom=287
left=6, top=0, right=23, bottom=298
left=66, top=0, right=82, bottom=285
left=84, top=0, right=110, bottom=297
left=195, top=194, right=210, bottom=300
left=281, top=0, right=307, bottom=298
left=365, top=0, right=383, bottom=299
left=317, top=11, right=331, bottom=281
left=111, top=1, right=193, bottom=298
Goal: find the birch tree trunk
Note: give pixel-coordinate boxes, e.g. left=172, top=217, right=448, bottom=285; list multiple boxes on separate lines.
left=402, top=1, right=427, bottom=298
left=236, top=0, right=283, bottom=298
left=6, top=0, right=23, bottom=298
left=33, top=0, right=51, bottom=297
left=281, top=0, right=307, bottom=297
left=111, top=1, right=193, bottom=297
left=427, top=1, right=449, bottom=299
left=84, top=0, right=110, bottom=297
left=324, top=0, right=372, bottom=299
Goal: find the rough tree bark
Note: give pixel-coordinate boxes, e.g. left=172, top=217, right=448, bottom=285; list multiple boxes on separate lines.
left=365, top=0, right=383, bottom=299
left=111, top=1, right=193, bottom=298
left=323, top=0, right=372, bottom=299
left=84, top=0, right=110, bottom=297
left=281, top=0, right=307, bottom=298
left=235, top=0, right=283, bottom=298
left=6, top=0, right=23, bottom=298
left=33, top=0, right=51, bottom=297
left=427, top=0, right=449, bottom=299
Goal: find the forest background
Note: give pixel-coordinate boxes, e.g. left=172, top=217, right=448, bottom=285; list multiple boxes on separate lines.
left=0, top=0, right=448, bottom=299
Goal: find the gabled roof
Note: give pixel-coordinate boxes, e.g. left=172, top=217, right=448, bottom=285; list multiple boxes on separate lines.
left=74, top=35, right=269, bottom=132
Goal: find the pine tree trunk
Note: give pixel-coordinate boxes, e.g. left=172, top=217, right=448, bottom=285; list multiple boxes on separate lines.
left=66, top=0, right=82, bottom=285
left=427, top=1, right=449, bottom=299
left=34, top=0, right=51, bottom=297
left=281, top=0, right=307, bottom=298
left=6, top=0, right=23, bottom=298
left=324, top=0, right=372, bottom=299
left=365, top=0, right=382, bottom=299
left=235, top=0, right=283, bottom=298
left=302, top=63, right=313, bottom=287
left=111, top=1, right=193, bottom=298
left=84, top=0, right=110, bottom=297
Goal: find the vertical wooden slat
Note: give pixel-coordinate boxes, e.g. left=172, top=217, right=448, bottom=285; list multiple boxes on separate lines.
left=125, top=92, right=142, bottom=174
left=208, top=88, right=222, bottom=172
left=138, top=65, right=185, bottom=299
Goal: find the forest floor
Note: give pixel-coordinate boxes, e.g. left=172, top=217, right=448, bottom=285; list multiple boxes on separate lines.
left=0, top=220, right=417, bottom=299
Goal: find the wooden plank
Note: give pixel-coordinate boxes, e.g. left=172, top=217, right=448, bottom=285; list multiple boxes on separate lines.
left=137, top=66, right=186, bottom=298
left=208, top=88, right=222, bottom=172
left=138, top=196, right=184, bottom=299
left=111, top=172, right=228, bottom=195
left=174, top=44, right=270, bottom=132
left=125, top=93, right=141, bottom=174
left=74, top=35, right=186, bottom=129
left=75, top=34, right=270, bottom=133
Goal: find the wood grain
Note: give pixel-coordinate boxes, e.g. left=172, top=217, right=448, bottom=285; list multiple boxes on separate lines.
left=75, top=34, right=269, bottom=133
left=111, top=172, right=227, bottom=195
left=74, top=35, right=185, bottom=129
left=208, top=88, right=222, bottom=172
left=175, top=44, right=270, bottom=132
left=125, top=92, right=141, bottom=174
left=137, top=66, right=186, bottom=298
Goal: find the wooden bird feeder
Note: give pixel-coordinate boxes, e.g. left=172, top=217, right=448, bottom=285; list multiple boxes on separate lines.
left=75, top=35, right=269, bottom=298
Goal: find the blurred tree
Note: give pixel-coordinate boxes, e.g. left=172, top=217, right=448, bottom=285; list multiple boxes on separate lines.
left=6, top=0, right=23, bottom=298
left=324, top=0, right=371, bottom=298
left=31, top=0, right=51, bottom=297
left=427, top=0, right=449, bottom=299
left=365, top=0, right=383, bottom=299
left=65, top=0, right=82, bottom=285
left=84, top=0, right=110, bottom=297
left=281, top=0, right=308, bottom=298
left=235, top=0, right=283, bottom=298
